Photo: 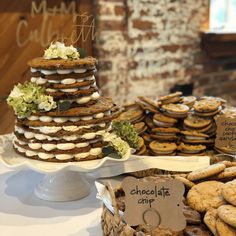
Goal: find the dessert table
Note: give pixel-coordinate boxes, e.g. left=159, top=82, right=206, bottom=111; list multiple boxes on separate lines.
left=0, top=165, right=104, bottom=236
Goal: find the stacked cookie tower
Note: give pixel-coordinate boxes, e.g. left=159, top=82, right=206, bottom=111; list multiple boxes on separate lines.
left=116, top=91, right=227, bottom=156
left=12, top=46, right=117, bottom=162
left=149, top=92, right=190, bottom=156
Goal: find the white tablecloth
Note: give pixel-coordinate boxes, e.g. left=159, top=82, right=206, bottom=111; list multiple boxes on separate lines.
left=0, top=165, right=104, bottom=236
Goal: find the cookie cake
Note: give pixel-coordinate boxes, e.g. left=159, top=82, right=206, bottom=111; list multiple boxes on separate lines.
left=7, top=42, right=129, bottom=162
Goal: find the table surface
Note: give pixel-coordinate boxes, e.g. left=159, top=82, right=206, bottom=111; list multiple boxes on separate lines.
left=0, top=165, right=106, bottom=236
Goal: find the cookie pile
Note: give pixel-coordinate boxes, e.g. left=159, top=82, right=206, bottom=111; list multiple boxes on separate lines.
left=115, top=91, right=227, bottom=156
left=175, top=162, right=236, bottom=235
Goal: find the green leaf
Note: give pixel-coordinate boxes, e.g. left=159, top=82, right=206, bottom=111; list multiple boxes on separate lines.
left=77, top=48, right=87, bottom=58
left=57, top=100, right=71, bottom=111
left=102, top=146, right=121, bottom=159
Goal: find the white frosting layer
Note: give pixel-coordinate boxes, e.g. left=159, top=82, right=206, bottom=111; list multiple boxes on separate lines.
left=94, top=113, right=104, bottom=119
left=39, top=116, right=53, bottom=122
left=46, top=76, right=95, bottom=85
left=61, top=78, right=76, bottom=84
left=38, top=152, right=54, bottom=159
left=42, top=144, right=57, bottom=151
left=31, top=68, right=89, bottom=75
left=57, top=143, right=75, bottom=150
left=29, top=143, right=42, bottom=149
left=27, top=112, right=109, bottom=123
left=28, top=116, right=39, bottom=121
left=15, top=125, right=109, bottom=141
left=29, top=123, right=106, bottom=134
left=75, top=142, right=89, bottom=148
left=81, top=116, right=93, bottom=121
left=30, top=126, right=61, bottom=134
left=46, top=85, right=95, bottom=93
left=60, top=88, right=78, bottom=93
left=31, top=77, right=47, bottom=85
left=31, top=68, right=37, bottom=73
left=185, top=136, right=205, bottom=140
left=74, top=68, right=86, bottom=73
left=41, top=69, right=57, bottom=75
left=53, top=117, right=68, bottom=123
left=14, top=142, right=102, bottom=160
left=48, top=79, right=60, bottom=84
left=153, top=119, right=173, bottom=127
left=46, top=88, right=57, bottom=92
left=57, top=69, right=73, bottom=74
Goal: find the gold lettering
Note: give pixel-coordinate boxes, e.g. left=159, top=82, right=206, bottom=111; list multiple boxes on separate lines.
left=16, top=1, right=96, bottom=48
left=16, top=20, right=29, bottom=47
left=60, top=2, right=76, bottom=15
left=31, top=0, right=47, bottom=17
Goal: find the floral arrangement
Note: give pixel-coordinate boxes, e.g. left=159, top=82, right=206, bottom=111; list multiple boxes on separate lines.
left=103, top=121, right=139, bottom=158
left=112, top=121, right=139, bottom=149
left=7, top=82, right=56, bottom=118
left=44, top=42, right=80, bottom=60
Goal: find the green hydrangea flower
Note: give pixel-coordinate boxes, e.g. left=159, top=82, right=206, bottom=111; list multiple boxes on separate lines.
left=7, top=82, right=56, bottom=118
left=112, top=121, right=139, bottom=149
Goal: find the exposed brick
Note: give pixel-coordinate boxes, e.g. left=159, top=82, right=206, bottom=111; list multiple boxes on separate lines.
left=132, top=19, right=153, bottom=30
left=114, top=5, right=125, bottom=16
left=94, top=0, right=210, bottom=104
left=97, top=20, right=126, bottom=31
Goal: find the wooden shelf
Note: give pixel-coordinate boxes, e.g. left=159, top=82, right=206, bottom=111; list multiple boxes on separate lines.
left=201, top=32, right=236, bottom=58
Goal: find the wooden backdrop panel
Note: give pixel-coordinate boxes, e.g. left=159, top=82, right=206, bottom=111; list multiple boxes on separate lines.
left=0, top=0, right=93, bottom=134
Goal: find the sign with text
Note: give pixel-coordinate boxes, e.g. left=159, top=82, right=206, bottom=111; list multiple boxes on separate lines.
left=215, top=116, right=236, bottom=149
left=122, top=177, right=186, bottom=231
left=16, top=0, right=96, bottom=48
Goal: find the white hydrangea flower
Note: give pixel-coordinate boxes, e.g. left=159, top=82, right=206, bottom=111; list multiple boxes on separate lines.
left=7, top=82, right=57, bottom=118
left=44, top=42, right=80, bottom=60
left=8, top=85, right=23, bottom=98
left=102, top=132, right=130, bottom=157
left=37, top=95, right=56, bottom=111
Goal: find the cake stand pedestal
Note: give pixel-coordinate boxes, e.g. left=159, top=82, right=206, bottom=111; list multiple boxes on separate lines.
left=34, top=170, right=91, bottom=201
left=0, top=134, right=131, bottom=201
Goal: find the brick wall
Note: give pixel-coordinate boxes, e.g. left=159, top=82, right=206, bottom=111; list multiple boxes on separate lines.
left=94, top=0, right=235, bottom=105
left=193, top=55, right=236, bottom=106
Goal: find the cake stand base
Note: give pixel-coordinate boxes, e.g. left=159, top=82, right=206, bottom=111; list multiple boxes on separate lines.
left=34, top=170, right=90, bottom=202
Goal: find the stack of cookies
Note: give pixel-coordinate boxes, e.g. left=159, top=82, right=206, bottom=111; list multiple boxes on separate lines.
left=115, top=91, right=231, bottom=157
left=151, top=92, right=191, bottom=155
left=180, top=98, right=224, bottom=156
left=10, top=44, right=119, bottom=162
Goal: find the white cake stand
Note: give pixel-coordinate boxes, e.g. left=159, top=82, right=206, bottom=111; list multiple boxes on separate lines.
left=0, top=134, right=211, bottom=202
left=0, top=134, right=131, bottom=202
